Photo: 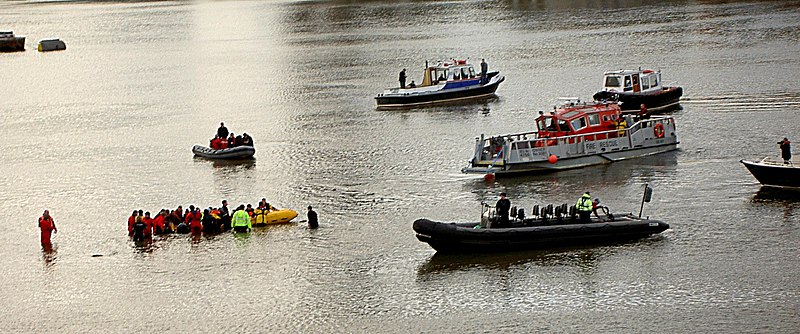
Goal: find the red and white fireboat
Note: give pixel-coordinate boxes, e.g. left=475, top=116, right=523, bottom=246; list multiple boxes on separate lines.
left=461, top=98, right=679, bottom=176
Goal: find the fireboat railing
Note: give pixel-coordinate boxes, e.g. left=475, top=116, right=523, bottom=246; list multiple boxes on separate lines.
left=474, top=116, right=674, bottom=164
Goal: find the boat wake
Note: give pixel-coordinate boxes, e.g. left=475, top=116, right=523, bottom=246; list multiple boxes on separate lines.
left=681, top=92, right=800, bottom=113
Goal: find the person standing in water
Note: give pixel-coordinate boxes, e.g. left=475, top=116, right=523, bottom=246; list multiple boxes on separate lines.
left=307, top=206, right=318, bottom=229
left=38, top=210, right=58, bottom=247
left=231, top=205, right=252, bottom=233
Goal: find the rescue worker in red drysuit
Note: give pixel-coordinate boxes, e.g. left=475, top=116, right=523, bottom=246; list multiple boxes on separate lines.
left=38, top=210, right=58, bottom=246
left=153, top=210, right=166, bottom=234
left=189, top=208, right=203, bottom=235
left=142, top=212, right=154, bottom=238
left=127, top=210, right=138, bottom=236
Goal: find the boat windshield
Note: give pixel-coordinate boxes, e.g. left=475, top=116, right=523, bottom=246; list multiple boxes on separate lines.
left=605, top=75, right=622, bottom=87
left=435, top=69, right=449, bottom=82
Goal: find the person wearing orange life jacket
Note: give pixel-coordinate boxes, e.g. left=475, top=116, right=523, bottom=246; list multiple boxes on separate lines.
left=38, top=210, right=58, bottom=246
left=127, top=210, right=138, bottom=236
left=189, top=207, right=203, bottom=235
left=153, top=210, right=166, bottom=235
left=142, top=212, right=154, bottom=238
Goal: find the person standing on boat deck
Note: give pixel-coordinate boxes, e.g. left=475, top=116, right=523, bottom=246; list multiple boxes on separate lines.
left=616, top=116, right=627, bottom=137
left=576, top=192, right=593, bottom=223
left=495, top=192, right=511, bottom=227
left=307, top=206, right=319, bottom=229
left=217, top=122, right=229, bottom=139
left=778, top=138, right=792, bottom=164
left=399, top=69, right=407, bottom=89
left=480, top=59, right=488, bottom=85
left=38, top=210, right=57, bottom=247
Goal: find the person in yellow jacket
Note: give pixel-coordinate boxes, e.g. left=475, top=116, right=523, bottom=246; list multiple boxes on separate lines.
left=575, top=192, right=593, bottom=223
left=616, top=117, right=627, bottom=137
left=231, top=205, right=252, bottom=233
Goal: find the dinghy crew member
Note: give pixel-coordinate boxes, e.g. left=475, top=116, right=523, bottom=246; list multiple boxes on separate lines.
left=231, top=205, right=252, bottom=233
left=576, top=192, right=593, bottom=223
left=241, top=133, right=254, bottom=147
left=495, top=192, right=511, bottom=227
left=217, top=122, right=229, bottom=139
left=616, top=117, right=627, bottom=136
left=307, top=206, right=318, bottom=229
left=779, top=137, right=792, bottom=164
left=38, top=210, right=57, bottom=246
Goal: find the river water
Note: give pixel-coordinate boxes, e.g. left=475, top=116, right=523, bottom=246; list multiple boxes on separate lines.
left=2, top=0, right=800, bottom=332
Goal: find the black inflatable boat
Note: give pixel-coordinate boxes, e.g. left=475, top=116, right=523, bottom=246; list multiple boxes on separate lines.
left=192, top=145, right=255, bottom=159
left=414, top=186, right=669, bottom=253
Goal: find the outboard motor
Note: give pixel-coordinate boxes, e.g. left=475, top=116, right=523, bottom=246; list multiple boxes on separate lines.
left=517, top=208, right=525, bottom=221
left=532, top=205, right=540, bottom=217
left=569, top=205, right=576, bottom=220
left=554, top=205, right=563, bottom=221
left=510, top=206, right=517, bottom=220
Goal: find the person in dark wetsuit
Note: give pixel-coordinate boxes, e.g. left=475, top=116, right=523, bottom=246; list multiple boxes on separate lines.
left=241, top=133, right=254, bottom=147
left=495, top=192, right=511, bottom=227
left=399, top=69, right=407, bottom=89
left=779, top=137, right=792, bottom=164
left=480, top=58, right=488, bottom=84
left=132, top=216, right=147, bottom=241
left=307, top=206, right=318, bottom=229
left=201, top=209, right=216, bottom=233
left=217, top=122, right=229, bottom=139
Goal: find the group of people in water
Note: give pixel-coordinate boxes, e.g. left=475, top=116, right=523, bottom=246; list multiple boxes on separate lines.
left=209, top=122, right=254, bottom=150
left=126, top=199, right=319, bottom=241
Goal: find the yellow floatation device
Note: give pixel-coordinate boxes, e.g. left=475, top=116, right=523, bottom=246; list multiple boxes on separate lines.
left=251, top=207, right=298, bottom=225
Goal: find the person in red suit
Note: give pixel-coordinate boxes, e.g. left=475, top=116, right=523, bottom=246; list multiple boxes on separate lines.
left=38, top=210, right=58, bottom=247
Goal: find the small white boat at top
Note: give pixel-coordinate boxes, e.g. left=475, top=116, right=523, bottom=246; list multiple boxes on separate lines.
left=461, top=98, right=679, bottom=176
left=375, top=59, right=504, bottom=108
left=592, top=68, right=683, bottom=113
left=192, top=145, right=255, bottom=160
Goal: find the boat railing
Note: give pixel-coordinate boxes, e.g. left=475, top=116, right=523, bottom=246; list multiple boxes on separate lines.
left=475, top=116, right=674, bottom=163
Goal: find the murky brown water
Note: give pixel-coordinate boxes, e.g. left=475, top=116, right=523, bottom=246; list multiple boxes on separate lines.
left=2, top=0, right=799, bottom=332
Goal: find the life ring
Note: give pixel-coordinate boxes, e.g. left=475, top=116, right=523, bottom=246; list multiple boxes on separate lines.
left=653, top=123, right=665, bottom=138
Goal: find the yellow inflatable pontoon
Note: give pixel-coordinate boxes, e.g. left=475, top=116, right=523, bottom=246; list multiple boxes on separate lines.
left=251, top=208, right=298, bottom=226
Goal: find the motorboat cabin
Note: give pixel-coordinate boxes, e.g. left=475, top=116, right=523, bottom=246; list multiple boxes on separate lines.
left=375, top=59, right=504, bottom=108
left=593, top=68, right=683, bottom=112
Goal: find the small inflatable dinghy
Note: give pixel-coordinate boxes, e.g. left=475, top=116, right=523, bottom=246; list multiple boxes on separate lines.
left=251, top=208, right=298, bottom=225
left=192, top=145, right=255, bottom=159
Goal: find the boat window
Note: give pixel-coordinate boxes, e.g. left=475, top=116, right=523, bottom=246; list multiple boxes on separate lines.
left=561, top=110, right=580, bottom=119
left=558, top=119, right=569, bottom=131
left=603, top=115, right=610, bottom=122
left=454, top=70, right=461, bottom=80
left=469, top=67, right=476, bottom=78
left=436, top=69, right=448, bottom=82
left=571, top=117, right=587, bottom=131
left=605, top=76, right=622, bottom=87
left=624, top=76, right=632, bottom=91
left=588, top=114, right=600, bottom=126
left=641, top=76, right=650, bottom=90
left=515, top=141, right=530, bottom=149
left=461, top=67, right=469, bottom=80
left=651, top=75, right=658, bottom=87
